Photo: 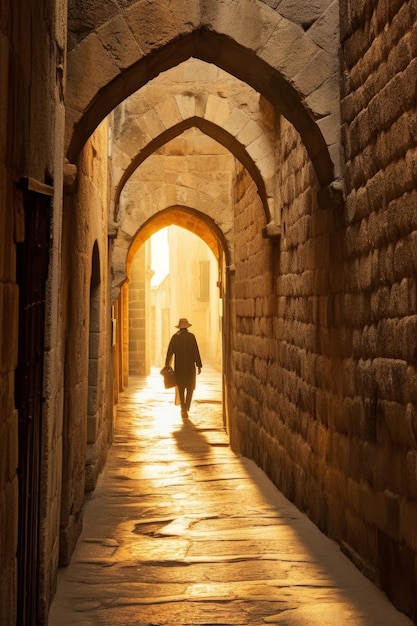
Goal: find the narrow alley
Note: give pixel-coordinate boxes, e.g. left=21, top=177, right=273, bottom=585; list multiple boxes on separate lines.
left=49, top=368, right=411, bottom=626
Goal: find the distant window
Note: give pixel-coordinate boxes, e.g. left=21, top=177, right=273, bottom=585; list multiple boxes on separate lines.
left=199, top=260, right=210, bottom=301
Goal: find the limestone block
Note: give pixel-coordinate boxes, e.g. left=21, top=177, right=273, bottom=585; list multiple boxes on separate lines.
left=293, top=48, right=337, bottom=98
left=111, top=145, right=133, bottom=178
left=136, top=108, right=165, bottom=142
left=317, top=112, right=341, bottom=146
left=374, top=357, right=407, bottom=403
left=278, top=0, right=334, bottom=29
left=305, top=73, right=341, bottom=119
left=200, top=0, right=236, bottom=32
left=223, top=107, right=250, bottom=137
left=175, top=93, right=196, bottom=120
left=124, top=0, right=199, bottom=56
left=204, top=94, right=230, bottom=127
left=258, top=15, right=303, bottom=76
left=381, top=399, right=414, bottom=448
left=236, top=117, right=263, bottom=148
left=67, top=0, right=119, bottom=48
left=246, top=132, right=273, bottom=167
left=307, top=1, right=340, bottom=54
left=389, top=38, right=416, bottom=96
left=155, top=98, right=182, bottom=129
left=87, top=413, right=98, bottom=443
left=67, top=33, right=120, bottom=112
left=202, top=0, right=278, bottom=51
left=97, top=15, right=142, bottom=70
left=358, top=483, right=384, bottom=530
left=400, top=316, right=417, bottom=362
left=358, top=253, right=372, bottom=291
left=389, top=278, right=411, bottom=318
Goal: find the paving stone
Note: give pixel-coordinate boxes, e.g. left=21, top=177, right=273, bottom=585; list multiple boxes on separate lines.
left=48, top=367, right=412, bottom=625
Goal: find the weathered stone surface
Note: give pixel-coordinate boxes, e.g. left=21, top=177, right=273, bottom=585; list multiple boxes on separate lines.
left=97, top=15, right=143, bottom=70
left=49, top=371, right=411, bottom=626
left=65, top=0, right=341, bottom=185
left=67, top=32, right=121, bottom=113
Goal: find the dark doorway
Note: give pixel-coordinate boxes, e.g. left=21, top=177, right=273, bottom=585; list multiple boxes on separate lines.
left=15, top=182, right=51, bottom=625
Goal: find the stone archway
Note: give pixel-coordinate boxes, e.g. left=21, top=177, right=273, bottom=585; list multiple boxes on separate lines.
left=66, top=0, right=341, bottom=190
left=112, top=201, right=231, bottom=301
left=127, top=206, right=229, bottom=267
left=110, top=60, right=280, bottom=226
left=124, top=204, right=229, bottom=399
left=114, top=117, right=271, bottom=224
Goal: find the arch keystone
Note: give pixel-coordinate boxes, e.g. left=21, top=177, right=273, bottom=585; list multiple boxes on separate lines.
left=202, top=0, right=279, bottom=52
left=175, top=94, right=197, bottom=119
left=123, top=0, right=200, bottom=56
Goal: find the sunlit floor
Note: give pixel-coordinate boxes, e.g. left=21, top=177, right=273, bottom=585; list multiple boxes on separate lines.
left=49, top=366, right=411, bottom=625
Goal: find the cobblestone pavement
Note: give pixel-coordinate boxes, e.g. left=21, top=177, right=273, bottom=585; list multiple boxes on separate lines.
left=49, top=367, right=412, bottom=625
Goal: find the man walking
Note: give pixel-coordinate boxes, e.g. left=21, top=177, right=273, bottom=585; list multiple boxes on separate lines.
left=165, top=318, right=202, bottom=417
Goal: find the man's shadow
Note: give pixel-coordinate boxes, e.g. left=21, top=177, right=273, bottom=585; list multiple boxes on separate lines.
left=172, top=416, right=212, bottom=456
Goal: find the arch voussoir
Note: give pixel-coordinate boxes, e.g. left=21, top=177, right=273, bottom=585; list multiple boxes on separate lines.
left=122, top=0, right=201, bottom=57
left=67, top=32, right=121, bottom=114
left=201, top=0, right=279, bottom=54
left=96, top=14, right=143, bottom=71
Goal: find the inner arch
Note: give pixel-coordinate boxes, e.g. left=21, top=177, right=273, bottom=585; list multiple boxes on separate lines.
left=127, top=206, right=230, bottom=271
left=114, top=117, right=269, bottom=222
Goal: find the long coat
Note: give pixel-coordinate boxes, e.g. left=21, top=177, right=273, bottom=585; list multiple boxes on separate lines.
left=165, top=329, right=202, bottom=389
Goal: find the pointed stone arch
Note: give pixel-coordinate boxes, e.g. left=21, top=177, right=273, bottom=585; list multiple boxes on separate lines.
left=112, top=204, right=231, bottom=301
left=66, top=0, right=341, bottom=189
left=111, top=61, right=280, bottom=229
left=111, top=122, right=257, bottom=300
left=129, top=205, right=229, bottom=265
left=114, top=116, right=271, bottom=224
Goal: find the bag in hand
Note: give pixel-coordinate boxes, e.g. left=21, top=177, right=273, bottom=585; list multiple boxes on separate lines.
left=160, top=366, right=176, bottom=389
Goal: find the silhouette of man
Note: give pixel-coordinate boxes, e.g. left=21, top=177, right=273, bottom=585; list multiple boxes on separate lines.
left=165, top=318, right=202, bottom=417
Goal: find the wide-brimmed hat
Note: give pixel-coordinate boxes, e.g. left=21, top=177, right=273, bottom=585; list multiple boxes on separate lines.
left=176, top=318, right=192, bottom=328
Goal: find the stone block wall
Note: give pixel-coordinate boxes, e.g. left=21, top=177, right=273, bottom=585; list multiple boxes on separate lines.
left=60, top=122, right=113, bottom=565
left=230, top=124, right=346, bottom=540
left=0, top=0, right=67, bottom=622
left=230, top=1, right=417, bottom=615
left=275, top=118, right=347, bottom=537
left=129, top=246, right=148, bottom=375
left=340, top=0, right=417, bottom=616
left=230, top=161, right=277, bottom=456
